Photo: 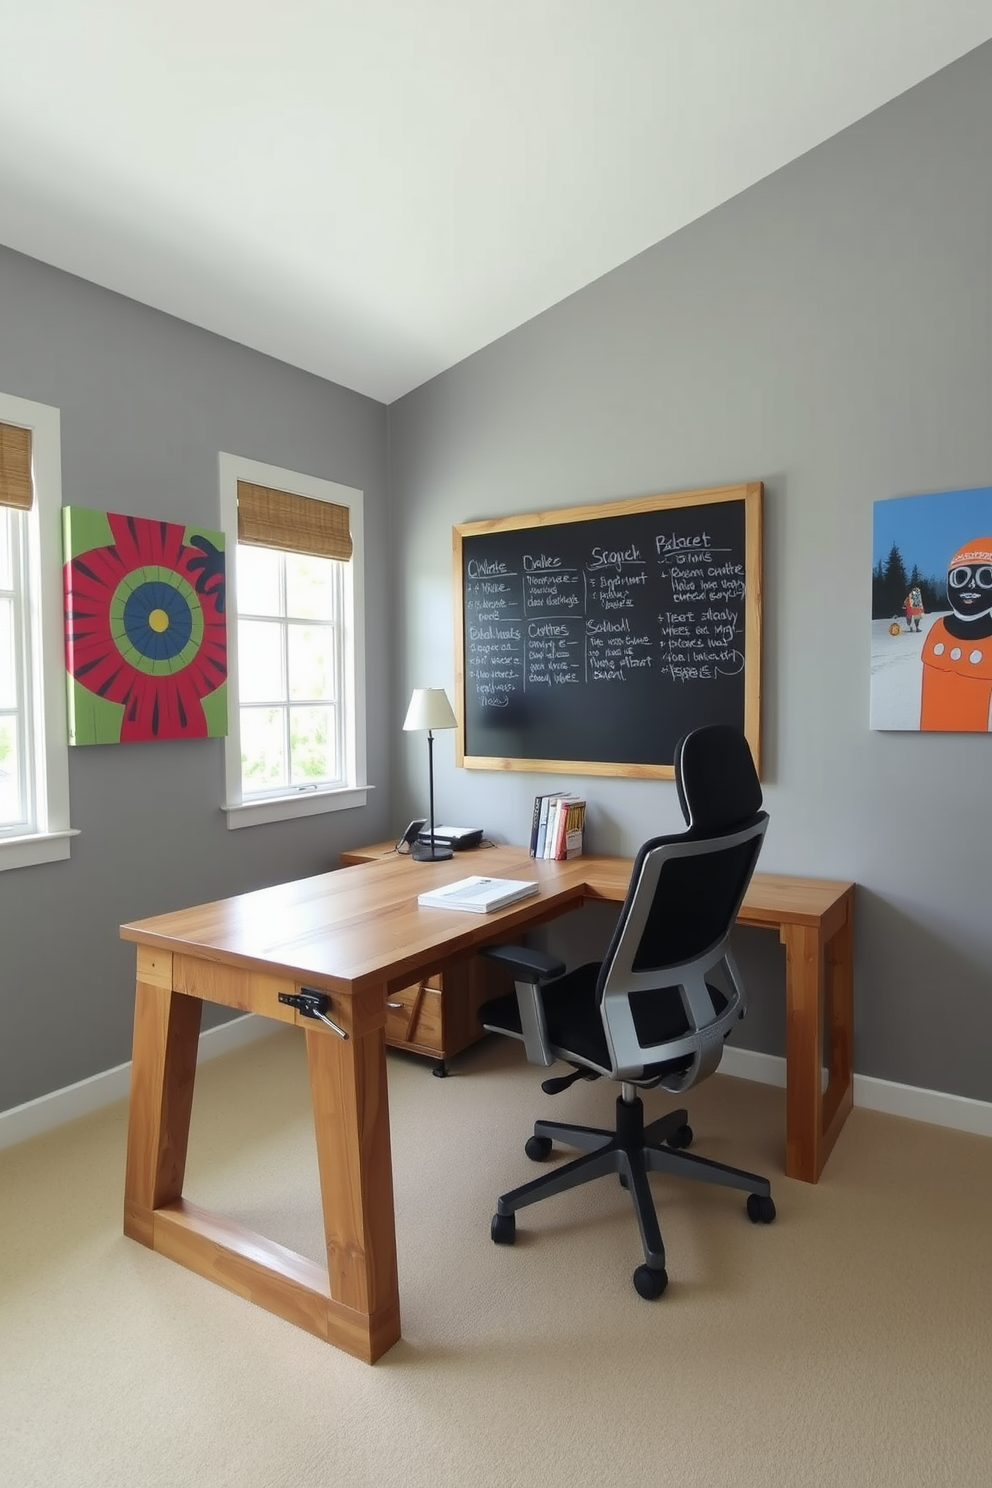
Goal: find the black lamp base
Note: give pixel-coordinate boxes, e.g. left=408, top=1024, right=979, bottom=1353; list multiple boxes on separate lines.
left=411, top=839, right=453, bottom=862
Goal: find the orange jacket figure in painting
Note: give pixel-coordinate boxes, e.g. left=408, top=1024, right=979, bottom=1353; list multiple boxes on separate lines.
left=920, top=537, right=992, bottom=731
left=903, top=586, right=924, bottom=632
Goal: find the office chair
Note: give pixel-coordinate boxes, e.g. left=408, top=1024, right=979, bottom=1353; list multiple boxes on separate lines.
left=478, top=723, right=775, bottom=1299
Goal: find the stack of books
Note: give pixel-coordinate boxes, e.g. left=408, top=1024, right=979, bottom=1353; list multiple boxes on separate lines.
left=528, top=791, right=586, bottom=860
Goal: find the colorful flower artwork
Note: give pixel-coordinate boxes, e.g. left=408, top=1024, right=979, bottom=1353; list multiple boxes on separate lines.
left=62, top=507, right=228, bottom=744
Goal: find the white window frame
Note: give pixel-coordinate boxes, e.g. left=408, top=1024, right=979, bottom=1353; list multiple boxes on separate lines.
left=218, top=451, right=370, bottom=829
left=0, top=392, right=75, bottom=871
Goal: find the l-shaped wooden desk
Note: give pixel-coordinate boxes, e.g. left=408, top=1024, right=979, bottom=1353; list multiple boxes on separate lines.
left=121, top=846, right=854, bottom=1364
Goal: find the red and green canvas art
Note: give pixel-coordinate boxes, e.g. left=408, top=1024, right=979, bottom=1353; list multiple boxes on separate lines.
left=62, top=506, right=228, bottom=745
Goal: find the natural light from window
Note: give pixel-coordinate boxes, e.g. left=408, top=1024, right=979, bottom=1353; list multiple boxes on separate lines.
left=0, top=505, right=29, bottom=829
left=237, top=544, right=346, bottom=796
left=219, top=450, right=368, bottom=829
left=0, top=392, right=73, bottom=870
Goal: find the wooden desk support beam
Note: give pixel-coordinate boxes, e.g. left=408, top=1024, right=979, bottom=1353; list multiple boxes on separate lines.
left=123, top=954, right=400, bottom=1364
left=779, top=892, right=855, bottom=1182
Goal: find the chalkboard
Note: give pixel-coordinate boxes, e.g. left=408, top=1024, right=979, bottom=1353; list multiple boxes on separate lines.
left=454, top=482, right=762, bottom=779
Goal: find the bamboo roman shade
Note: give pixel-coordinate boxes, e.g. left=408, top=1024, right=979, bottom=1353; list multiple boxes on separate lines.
left=0, top=421, right=33, bottom=511
left=237, top=480, right=352, bottom=561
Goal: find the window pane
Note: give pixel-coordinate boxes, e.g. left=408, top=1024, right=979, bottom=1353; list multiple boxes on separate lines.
left=0, top=599, right=15, bottom=709
left=0, top=719, right=21, bottom=826
left=0, top=395, right=71, bottom=868
left=286, top=553, right=336, bottom=620
left=288, top=625, right=333, bottom=700
left=0, top=508, right=11, bottom=588
left=241, top=707, right=286, bottom=791
left=238, top=619, right=285, bottom=702
left=237, top=544, right=282, bottom=616
left=289, top=705, right=336, bottom=783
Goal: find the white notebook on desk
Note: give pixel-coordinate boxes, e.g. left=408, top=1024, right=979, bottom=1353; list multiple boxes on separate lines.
left=417, top=875, right=539, bottom=913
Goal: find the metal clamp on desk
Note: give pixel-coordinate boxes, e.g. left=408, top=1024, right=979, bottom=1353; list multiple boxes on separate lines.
left=278, top=989, right=348, bottom=1038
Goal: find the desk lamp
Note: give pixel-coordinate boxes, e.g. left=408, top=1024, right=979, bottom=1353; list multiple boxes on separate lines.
left=403, top=688, right=458, bottom=861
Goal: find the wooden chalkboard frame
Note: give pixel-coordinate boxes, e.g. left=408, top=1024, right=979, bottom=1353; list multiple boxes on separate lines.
left=453, top=481, right=762, bottom=779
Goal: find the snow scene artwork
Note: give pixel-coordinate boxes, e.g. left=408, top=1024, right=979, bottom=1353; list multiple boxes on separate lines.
left=871, top=485, right=992, bottom=732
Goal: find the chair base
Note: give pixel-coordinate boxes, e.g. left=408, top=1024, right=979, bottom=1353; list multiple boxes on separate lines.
left=495, top=1093, right=773, bottom=1276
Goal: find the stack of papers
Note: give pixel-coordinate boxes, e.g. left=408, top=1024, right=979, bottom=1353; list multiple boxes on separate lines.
left=417, top=875, right=539, bottom=913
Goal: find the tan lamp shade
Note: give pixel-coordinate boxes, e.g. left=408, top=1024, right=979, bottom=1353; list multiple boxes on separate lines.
left=403, top=688, right=457, bottom=732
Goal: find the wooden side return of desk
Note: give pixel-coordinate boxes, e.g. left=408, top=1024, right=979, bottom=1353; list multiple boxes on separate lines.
left=120, top=847, right=854, bottom=1364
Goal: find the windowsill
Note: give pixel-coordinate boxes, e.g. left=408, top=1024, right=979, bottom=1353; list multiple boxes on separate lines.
left=0, top=828, right=79, bottom=872
left=221, top=785, right=373, bottom=829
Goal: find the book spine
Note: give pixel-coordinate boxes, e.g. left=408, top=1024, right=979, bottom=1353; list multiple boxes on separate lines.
left=528, top=792, right=544, bottom=856
left=554, top=798, right=580, bottom=859
left=541, top=798, right=556, bottom=859
left=535, top=793, right=557, bottom=859
left=562, top=800, right=586, bottom=859
left=546, top=797, right=566, bottom=859
left=556, top=803, right=571, bottom=863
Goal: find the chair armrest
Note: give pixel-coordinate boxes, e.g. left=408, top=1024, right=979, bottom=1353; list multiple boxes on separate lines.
left=480, top=944, right=565, bottom=1068
left=481, top=944, right=566, bottom=982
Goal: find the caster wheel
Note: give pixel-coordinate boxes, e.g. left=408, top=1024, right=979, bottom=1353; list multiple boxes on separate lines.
left=491, top=1212, right=516, bottom=1245
left=747, top=1193, right=776, bottom=1224
left=667, top=1123, right=693, bottom=1150
left=524, top=1135, right=553, bottom=1162
left=633, top=1264, right=668, bottom=1300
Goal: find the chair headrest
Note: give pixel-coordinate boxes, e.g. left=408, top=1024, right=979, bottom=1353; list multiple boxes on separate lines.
left=674, top=725, right=762, bottom=834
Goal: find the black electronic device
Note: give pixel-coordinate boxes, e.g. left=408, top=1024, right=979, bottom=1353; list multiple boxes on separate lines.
left=396, top=818, right=427, bottom=852
left=416, top=825, right=484, bottom=852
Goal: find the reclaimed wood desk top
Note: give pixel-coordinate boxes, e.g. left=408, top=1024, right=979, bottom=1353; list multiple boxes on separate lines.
left=121, top=845, right=853, bottom=997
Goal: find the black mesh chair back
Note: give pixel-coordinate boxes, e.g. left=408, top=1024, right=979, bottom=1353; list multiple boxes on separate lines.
left=595, top=819, right=767, bottom=1090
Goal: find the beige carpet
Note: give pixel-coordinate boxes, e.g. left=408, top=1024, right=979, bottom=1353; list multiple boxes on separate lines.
left=2, top=1029, right=991, bottom=1488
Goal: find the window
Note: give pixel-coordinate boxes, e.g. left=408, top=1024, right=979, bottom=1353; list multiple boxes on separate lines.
left=219, top=452, right=368, bottom=828
left=0, top=394, right=74, bottom=871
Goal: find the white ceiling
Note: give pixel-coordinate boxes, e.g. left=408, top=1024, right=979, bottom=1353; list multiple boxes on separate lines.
left=2, top=2, right=991, bottom=405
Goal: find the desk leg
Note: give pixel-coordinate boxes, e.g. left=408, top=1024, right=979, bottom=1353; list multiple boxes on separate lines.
left=307, top=1022, right=401, bottom=1358
left=823, top=905, right=855, bottom=1167
left=781, top=907, right=854, bottom=1183
left=123, top=972, right=401, bottom=1364
left=124, top=980, right=202, bottom=1246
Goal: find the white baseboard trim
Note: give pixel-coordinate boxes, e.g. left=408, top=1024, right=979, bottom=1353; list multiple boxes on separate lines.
left=721, top=1045, right=992, bottom=1140
left=0, top=1014, right=278, bottom=1152
left=720, top=1046, right=786, bottom=1089
left=4, top=1024, right=991, bottom=1152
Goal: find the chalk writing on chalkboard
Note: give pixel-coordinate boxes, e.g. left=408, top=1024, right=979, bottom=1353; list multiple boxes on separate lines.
left=454, top=483, right=762, bottom=779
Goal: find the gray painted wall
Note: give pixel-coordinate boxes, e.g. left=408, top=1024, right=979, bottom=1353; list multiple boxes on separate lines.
left=0, top=247, right=393, bottom=1110
left=388, top=43, right=992, bottom=1103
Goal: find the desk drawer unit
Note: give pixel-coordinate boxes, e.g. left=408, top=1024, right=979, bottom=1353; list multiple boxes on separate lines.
left=382, top=958, right=496, bottom=1066
left=385, top=975, right=443, bottom=1054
